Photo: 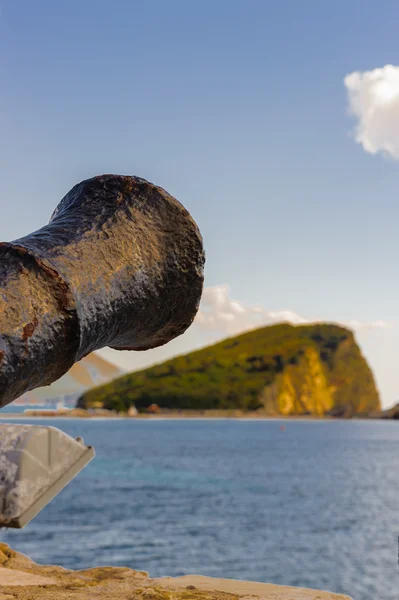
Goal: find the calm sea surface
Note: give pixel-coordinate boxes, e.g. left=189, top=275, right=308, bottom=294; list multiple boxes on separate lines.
left=0, top=416, right=398, bottom=600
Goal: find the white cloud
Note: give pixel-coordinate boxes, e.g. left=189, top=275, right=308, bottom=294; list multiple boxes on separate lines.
left=346, top=319, right=390, bottom=331
left=194, top=284, right=390, bottom=336
left=344, top=65, right=399, bottom=159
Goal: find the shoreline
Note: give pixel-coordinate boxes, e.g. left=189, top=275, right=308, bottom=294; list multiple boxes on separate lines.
left=0, top=409, right=387, bottom=421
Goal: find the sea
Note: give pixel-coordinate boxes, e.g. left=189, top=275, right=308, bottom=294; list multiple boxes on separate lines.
left=0, top=410, right=398, bottom=600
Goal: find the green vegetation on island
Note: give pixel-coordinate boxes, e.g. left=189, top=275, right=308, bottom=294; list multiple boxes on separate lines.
left=77, top=323, right=380, bottom=417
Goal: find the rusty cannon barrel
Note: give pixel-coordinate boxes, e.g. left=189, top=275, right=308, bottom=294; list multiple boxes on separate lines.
left=0, top=175, right=205, bottom=408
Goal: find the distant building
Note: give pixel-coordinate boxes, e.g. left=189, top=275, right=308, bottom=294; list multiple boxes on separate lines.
left=127, top=405, right=138, bottom=417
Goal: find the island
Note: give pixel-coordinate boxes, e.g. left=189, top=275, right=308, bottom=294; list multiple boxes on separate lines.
left=77, top=323, right=380, bottom=418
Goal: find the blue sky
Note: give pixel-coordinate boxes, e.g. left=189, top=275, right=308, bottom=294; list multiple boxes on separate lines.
left=1, top=0, right=399, bottom=407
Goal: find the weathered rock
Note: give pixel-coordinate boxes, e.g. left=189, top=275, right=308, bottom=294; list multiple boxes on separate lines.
left=369, top=402, right=399, bottom=419
left=0, top=544, right=353, bottom=599
left=0, top=175, right=204, bottom=408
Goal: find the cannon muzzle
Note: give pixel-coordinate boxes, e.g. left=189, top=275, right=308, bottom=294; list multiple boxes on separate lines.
left=0, top=175, right=205, bottom=408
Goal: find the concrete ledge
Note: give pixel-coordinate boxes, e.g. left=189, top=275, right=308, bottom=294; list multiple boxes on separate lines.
left=0, top=544, right=352, bottom=599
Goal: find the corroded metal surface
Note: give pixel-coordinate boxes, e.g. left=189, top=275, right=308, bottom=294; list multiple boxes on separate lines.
left=0, top=175, right=205, bottom=408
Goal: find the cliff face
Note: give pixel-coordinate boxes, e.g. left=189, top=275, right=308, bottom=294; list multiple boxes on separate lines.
left=78, top=323, right=380, bottom=417
left=260, top=346, right=335, bottom=416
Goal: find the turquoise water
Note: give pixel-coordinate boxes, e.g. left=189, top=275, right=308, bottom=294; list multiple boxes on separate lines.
left=0, top=417, right=398, bottom=599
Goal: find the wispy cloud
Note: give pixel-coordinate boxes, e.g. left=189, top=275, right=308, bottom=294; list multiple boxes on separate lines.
left=346, top=319, right=390, bottom=331
left=194, top=285, right=390, bottom=336
left=344, top=65, right=399, bottom=159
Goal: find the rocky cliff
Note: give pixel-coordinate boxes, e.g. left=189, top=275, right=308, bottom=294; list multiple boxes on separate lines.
left=78, top=323, right=380, bottom=417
